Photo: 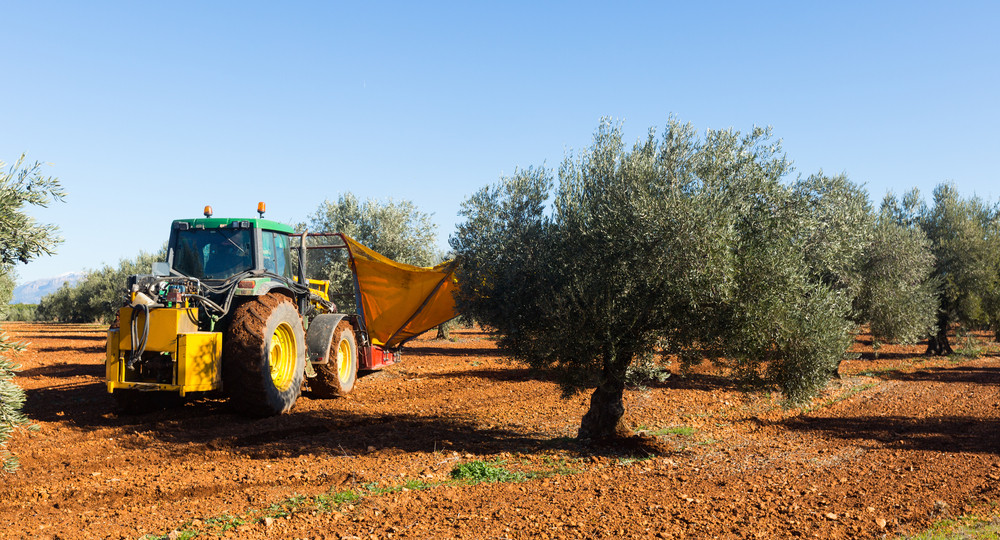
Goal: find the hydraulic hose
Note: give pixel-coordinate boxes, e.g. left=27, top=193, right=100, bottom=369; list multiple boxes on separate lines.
left=126, top=303, right=161, bottom=369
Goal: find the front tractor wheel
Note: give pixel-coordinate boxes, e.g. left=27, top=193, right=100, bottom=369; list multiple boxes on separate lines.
left=223, top=294, right=306, bottom=416
left=310, top=320, right=358, bottom=397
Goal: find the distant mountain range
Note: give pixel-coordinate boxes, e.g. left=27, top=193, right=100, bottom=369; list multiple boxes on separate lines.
left=11, top=272, right=86, bottom=304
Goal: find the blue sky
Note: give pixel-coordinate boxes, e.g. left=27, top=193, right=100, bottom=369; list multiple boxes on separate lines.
left=4, top=1, right=998, bottom=284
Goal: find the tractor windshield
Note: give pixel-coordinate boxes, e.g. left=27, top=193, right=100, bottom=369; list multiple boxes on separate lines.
left=173, top=229, right=254, bottom=280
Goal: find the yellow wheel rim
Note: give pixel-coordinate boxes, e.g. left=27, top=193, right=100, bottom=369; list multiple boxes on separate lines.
left=336, top=338, right=352, bottom=383
left=269, top=322, right=297, bottom=391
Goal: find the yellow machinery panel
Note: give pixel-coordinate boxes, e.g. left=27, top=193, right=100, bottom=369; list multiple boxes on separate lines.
left=106, top=326, right=222, bottom=396
left=118, top=306, right=199, bottom=352
left=176, top=332, right=222, bottom=392
left=106, top=328, right=120, bottom=385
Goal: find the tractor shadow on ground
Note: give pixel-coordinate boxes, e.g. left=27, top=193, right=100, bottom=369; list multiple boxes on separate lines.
left=29, top=385, right=657, bottom=461
left=22, top=362, right=658, bottom=464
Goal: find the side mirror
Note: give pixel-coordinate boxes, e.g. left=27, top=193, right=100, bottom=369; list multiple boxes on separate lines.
left=152, top=262, right=170, bottom=276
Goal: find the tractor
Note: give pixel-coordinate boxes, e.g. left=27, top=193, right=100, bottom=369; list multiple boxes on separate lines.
left=105, top=203, right=459, bottom=415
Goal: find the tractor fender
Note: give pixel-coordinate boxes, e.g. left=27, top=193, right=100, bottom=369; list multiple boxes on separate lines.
left=305, top=313, right=348, bottom=365
left=255, top=282, right=297, bottom=301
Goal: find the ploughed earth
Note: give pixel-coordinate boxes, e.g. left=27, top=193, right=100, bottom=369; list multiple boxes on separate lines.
left=1, top=322, right=999, bottom=540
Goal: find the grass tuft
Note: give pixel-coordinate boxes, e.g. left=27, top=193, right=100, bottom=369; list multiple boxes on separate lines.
left=905, top=512, right=1000, bottom=539
left=450, top=460, right=527, bottom=484
left=654, top=426, right=697, bottom=437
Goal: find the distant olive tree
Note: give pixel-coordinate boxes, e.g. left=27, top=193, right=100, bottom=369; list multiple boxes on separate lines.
left=0, top=154, right=64, bottom=472
left=792, top=173, right=874, bottom=300
left=35, top=281, right=82, bottom=322
left=986, top=214, right=1000, bottom=342
left=915, top=184, right=1000, bottom=355
left=304, top=193, right=439, bottom=312
left=848, top=200, right=937, bottom=352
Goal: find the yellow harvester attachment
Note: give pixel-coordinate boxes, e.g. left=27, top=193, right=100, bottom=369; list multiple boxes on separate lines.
left=341, top=235, right=460, bottom=349
left=106, top=306, right=222, bottom=396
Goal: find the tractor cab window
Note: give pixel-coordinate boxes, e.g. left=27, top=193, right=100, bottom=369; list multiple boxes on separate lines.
left=173, top=229, right=254, bottom=280
left=273, top=233, right=292, bottom=278
left=262, top=231, right=293, bottom=278
left=262, top=232, right=276, bottom=273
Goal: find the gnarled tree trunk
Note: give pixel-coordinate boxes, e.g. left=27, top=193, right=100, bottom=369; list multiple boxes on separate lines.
left=436, top=324, right=450, bottom=340
left=925, top=311, right=953, bottom=356
left=578, top=349, right=628, bottom=440
left=577, top=380, right=625, bottom=440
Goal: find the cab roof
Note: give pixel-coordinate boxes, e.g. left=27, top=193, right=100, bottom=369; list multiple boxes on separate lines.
left=171, top=217, right=295, bottom=234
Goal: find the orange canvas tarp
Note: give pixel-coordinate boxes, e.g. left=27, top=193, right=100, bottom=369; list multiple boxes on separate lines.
left=341, top=235, right=459, bottom=349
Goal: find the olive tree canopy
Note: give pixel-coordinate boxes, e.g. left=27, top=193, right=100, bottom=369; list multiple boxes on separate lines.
left=913, top=184, right=1000, bottom=355
left=305, top=193, right=440, bottom=312
left=452, top=119, right=934, bottom=440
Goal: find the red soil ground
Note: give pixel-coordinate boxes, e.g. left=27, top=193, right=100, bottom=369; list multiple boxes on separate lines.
left=1, top=322, right=998, bottom=539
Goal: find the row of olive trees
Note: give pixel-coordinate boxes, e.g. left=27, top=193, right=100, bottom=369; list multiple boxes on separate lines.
left=1, top=154, right=64, bottom=472
left=1, top=304, right=37, bottom=322
left=36, top=249, right=166, bottom=323
left=450, top=119, right=994, bottom=439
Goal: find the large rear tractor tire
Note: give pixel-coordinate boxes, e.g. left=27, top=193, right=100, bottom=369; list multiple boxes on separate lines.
left=223, top=294, right=306, bottom=416
left=310, top=320, right=358, bottom=397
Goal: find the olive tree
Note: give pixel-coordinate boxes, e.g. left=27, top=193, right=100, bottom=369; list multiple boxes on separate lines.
left=792, top=173, right=873, bottom=299
left=917, top=184, right=1000, bottom=355
left=853, top=209, right=937, bottom=351
left=304, top=193, right=439, bottom=311
left=454, top=120, right=869, bottom=439
left=0, top=154, right=64, bottom=472
left=1, top=155, right=64, bottom=266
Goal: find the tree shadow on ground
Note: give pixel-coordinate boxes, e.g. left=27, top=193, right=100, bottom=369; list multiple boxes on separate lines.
left=656, top=373, right=742, bottom=392
left=854, top=351, right=926, bottom=361
left=419, top=366, right=563, bottom=385
left=6, top=330, right=106, bottom=340
left=869, top=366, right=999, bottom=387
left=402, top=346, right=500, bottom=358
left=417, top=364, right=746, bottom=392
left=781, top=414, right=1000, bottom=455
left=32, top=345, right=105, bottom=354
left=18, top=361, right=103, bottom=379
